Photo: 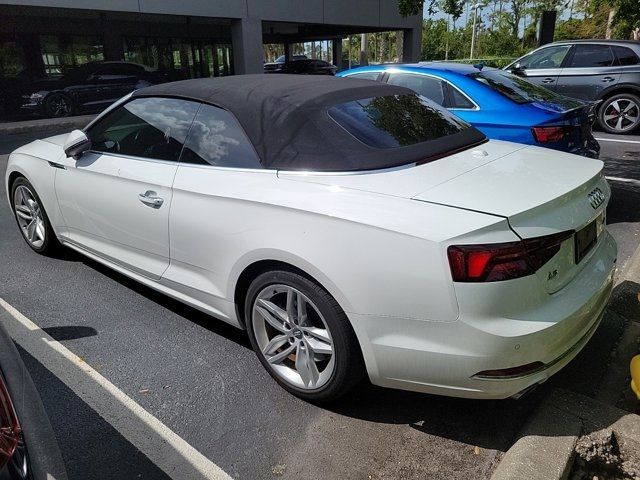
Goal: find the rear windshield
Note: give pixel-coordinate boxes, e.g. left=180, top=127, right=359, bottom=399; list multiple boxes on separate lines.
left=469, top=70, right=562, bottom=104
left=328, top=94, right=470, bottom=149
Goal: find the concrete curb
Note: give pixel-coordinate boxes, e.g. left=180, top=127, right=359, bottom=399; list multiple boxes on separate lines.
left=0, top=115, right=95, bottom=135
left=491, top=389, right=640, bottom=480
left=491, top=242, right=640, bottom=480
left=490, top=399, right=581, bottom=480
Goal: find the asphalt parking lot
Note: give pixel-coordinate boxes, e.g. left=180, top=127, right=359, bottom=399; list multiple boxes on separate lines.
left=0, top=128, right=639, bottom=480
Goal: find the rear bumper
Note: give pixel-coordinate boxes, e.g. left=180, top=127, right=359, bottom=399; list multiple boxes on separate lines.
left=571, top=136, right=601, bottom=159
left=348, top=231, right=617, bottom=399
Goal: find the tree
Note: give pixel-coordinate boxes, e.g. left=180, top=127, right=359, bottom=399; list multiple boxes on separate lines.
left=612, top=0, right=640, bottom=40
left=397, top=0, right=464, bottom=18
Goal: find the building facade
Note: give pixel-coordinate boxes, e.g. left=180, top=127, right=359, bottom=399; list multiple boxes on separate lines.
left=0, top=1, right=423, bottom=82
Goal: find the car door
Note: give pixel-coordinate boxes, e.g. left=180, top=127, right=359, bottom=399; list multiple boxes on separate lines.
left=386, top=72, right=447, bottom=106
left=512, top=44, right=572, bottom=91
left=54, top=96, right=199, bottom=279
left=63, top=65, right=106, bottom=112
left=556, top=44, right=621, bottom=100
left=87, top=66, right=143, bottom=109
left=164, top=102, right=269, bottom=317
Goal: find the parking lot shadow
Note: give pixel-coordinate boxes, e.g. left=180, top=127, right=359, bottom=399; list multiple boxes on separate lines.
left=79, top=255, right=251, bottom=350
left=325, top=378, right=540, bottom=453
left=607, top=183, right=640, bottom=224
left=43, top=325, right=97, bottom=341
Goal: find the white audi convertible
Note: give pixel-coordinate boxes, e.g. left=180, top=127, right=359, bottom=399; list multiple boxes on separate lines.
left=5, top=75, right=616, bottom=401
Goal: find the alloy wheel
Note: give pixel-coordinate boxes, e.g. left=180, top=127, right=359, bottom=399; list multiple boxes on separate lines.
left=49, top=96, right=72, bottom=117
left=252, top=284, right=335, bottom=390
left=13, top=185, right=46, bottom=249
left=602, top=98, right=640, bottom=133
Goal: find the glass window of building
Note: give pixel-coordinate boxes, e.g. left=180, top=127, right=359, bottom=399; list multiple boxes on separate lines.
left=124, top=37, right=232, bottom=79
left=0, top=37, right=26, bottom=78
left=40, top=35, right=104, bottom=76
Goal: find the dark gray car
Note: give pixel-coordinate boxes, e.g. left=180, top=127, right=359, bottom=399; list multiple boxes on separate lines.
left=506, top=40, right=640, bottom=134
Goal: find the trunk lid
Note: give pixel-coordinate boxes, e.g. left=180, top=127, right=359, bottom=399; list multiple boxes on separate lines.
left=414, top=144, right=608, bottom=293
left=534, top=100, right=599, bottom=152
left=277, top=141, right=527, bottom=199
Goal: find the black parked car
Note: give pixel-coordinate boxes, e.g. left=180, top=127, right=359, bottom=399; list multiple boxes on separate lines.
left=1, top=61, right=174, bottom=119
left=277, top=59, right=337, bottom=76
left=0, top=322, right=67, bottom=480
left=506, top=40, right=640, bottom=134
left=263, top=54, right=308, bottom=73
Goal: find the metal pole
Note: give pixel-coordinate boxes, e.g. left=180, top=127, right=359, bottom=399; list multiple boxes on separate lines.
left=470, top=4, right=479, bottom=60
left=445, top=14, right=450, bottom=60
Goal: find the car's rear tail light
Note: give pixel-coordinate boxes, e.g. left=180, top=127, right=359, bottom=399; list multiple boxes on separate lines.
left=472, top=361, right=545, bottom=379
left=447, top=230, right=573, bottom=282
left=531, top=126, right=571, bottom=143
left=0, top=374, right=21, bottom=470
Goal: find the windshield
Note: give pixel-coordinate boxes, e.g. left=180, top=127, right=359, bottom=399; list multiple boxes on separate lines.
left=469, top=70, right=567, bottom=104
left=328, top=94, right=470, bottom=149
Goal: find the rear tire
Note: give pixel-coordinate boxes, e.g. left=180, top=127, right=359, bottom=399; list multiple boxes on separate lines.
left=598, top=93, right=640, bottom=134
left=44, top=93, right=74, bottom=118
left=10, top=177, right=60, bottom=255
left=245, top=270, right=365, bottom=402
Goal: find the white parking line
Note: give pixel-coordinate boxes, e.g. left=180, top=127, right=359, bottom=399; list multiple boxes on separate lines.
left=595, top=137, right=640, bottom=144
left=0, top=298, right=233, bottom=480
left=606, top=176, right=640, bottom=186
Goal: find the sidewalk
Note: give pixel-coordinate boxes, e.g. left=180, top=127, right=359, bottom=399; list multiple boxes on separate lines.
left=491, top=244, right=640, bottom=480
left=0, top=115, right=95, bottom=136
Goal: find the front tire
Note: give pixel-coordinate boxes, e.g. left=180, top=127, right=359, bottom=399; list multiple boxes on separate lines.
left=245, top=270, right=365, bottom=402
left=11, top=177, right=59, bottom=254
left=598, top=93, right=640, bottom=134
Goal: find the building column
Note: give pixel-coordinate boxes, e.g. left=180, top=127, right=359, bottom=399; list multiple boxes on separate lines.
left=231, top=17, right=264, bottom=74
left=332, top=39, right=342, bottom=68
left=104, top=31, right=124, bottom=61
left=402, top=26, right=421, bottom=63
left=284, top=42, right=292, bottom=62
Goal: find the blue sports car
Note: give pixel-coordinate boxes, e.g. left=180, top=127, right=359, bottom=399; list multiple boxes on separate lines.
left=338, top=62, right=600, bottom=158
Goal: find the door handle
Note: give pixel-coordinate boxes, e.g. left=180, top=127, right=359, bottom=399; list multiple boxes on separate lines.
left=542, top=77, right=555, bottom=84
left=601, top=76, right=615, bottom=82
left=138, top=190, right=164, bottom=208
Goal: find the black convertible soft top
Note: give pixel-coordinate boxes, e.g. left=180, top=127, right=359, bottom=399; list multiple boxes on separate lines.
left=133, top=74, right=486, bottom=171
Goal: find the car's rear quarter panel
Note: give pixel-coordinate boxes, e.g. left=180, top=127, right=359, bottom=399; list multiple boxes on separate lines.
left=165, top=164, right=516, bottom=328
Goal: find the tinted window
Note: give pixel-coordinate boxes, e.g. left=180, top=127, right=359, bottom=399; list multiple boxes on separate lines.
left=519, top=45, right=571, bottom=69
left=345, top=72, right=381, bottom=81
left=470, top=70, right=581, bottom=105
left=568, top=44, right=615, bottom=68
left=328, top=94, right=469, bottom=149
left=88, top=97, right=198, bottom=161
left=180, top=104, right=262, bottom=169
left=614, top=46, right=640, bottom=66
left=387, top=73, right=445, bottom=105
left=450, top=87, right=475, bottom=109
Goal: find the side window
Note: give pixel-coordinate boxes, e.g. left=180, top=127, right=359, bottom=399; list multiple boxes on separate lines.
left=519, top=45, right=571, bottom=69
left=614, top=46, right=640, bottom=66
left=93, top=66, right=135, bottom=80
left=387, top=73, right=445, bottom=106
left=180, top=103, right=262, bottom=169
left=87, top=97, right=199, bottom=161
left=449, top=86, right=475, bottom=109
left=345, top=72, right=381, bottom=81
left=568, top=45, right=615, bottom=68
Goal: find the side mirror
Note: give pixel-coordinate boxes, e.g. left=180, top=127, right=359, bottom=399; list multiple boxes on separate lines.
left=64, top=129, right=91, bottom=158
left=511, top=62, right=525, bottom=75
